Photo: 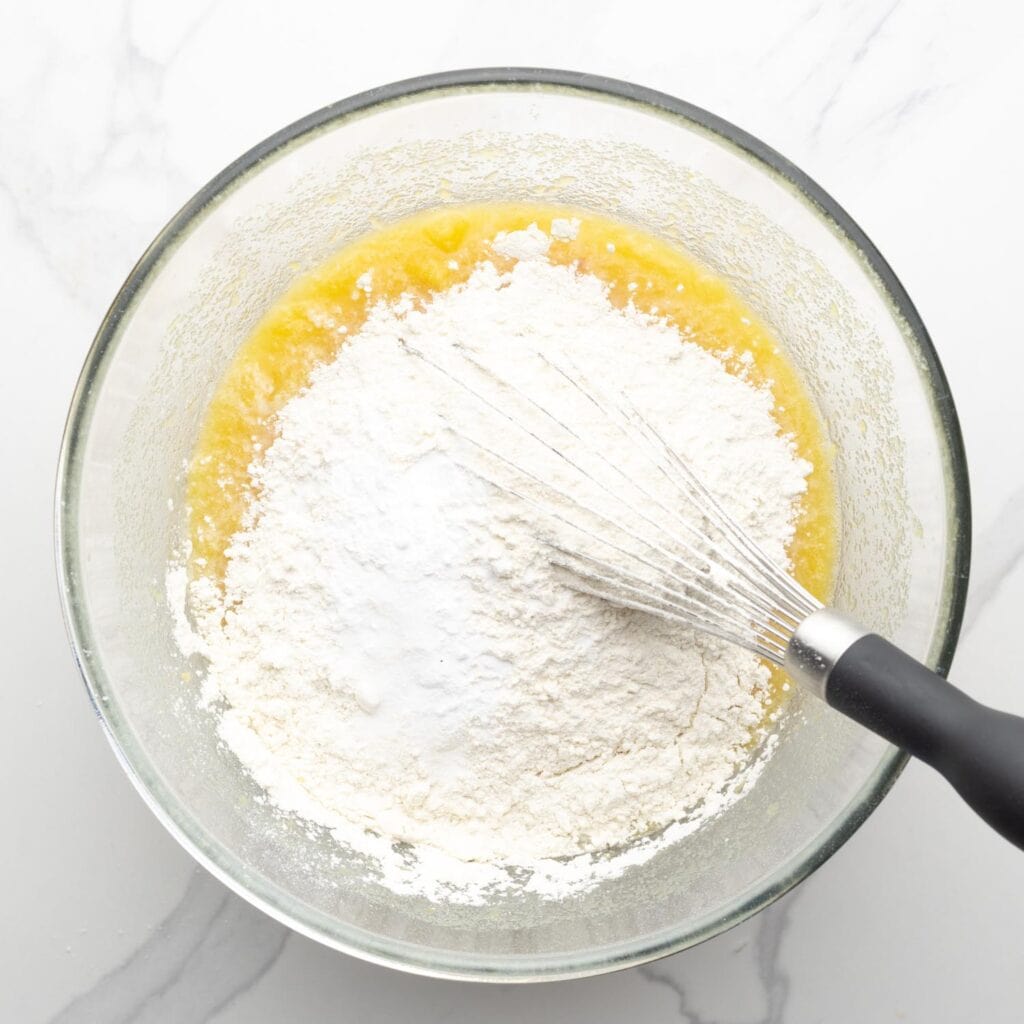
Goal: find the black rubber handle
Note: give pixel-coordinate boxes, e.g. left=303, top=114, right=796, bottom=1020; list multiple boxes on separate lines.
left=826, top=634, right=1024, bottom=850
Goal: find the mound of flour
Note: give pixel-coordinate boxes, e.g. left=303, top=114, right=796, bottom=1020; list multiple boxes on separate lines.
left=176, top=229, right=810, bottom=900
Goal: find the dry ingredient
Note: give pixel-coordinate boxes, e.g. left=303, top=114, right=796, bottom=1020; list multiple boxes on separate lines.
left=172, top=226, right=811, bottom=901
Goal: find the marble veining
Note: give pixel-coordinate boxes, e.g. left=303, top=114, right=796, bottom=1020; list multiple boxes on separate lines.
left=638, top=891, right=798, bottom=1024
left=809, top=0, right=907, bottom=139
left=51, top=872, right=289, bottom=1024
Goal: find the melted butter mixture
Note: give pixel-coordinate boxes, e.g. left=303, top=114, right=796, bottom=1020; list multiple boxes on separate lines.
left=187, top=203, right=837, bottom=701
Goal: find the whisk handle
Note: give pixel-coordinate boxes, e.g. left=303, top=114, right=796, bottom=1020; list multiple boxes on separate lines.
left=826, top=633, right=1024, bottom=851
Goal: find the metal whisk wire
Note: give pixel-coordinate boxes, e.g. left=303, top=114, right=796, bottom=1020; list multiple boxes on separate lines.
left=537, top=351, right=820, bottom=623
left=395, top=337, right=1024, bottom=852
left=399, top=339, right=821, bottom=665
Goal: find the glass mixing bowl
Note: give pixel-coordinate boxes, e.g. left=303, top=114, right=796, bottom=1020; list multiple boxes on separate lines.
left=56, top=69, right=969, bottom=981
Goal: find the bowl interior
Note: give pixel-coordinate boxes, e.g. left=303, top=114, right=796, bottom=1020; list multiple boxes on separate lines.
left=58, top=75, right=967, bottom=980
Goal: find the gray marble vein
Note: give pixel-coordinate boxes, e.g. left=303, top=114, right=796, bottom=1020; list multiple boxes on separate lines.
left=90, top=0, right=201, bottom=203
left=0, top=0, right=205, bottom=314
left=751, top=0, right=823, bottom=71
left=0, top=175, right=89, bottom=315
left=49, top=870, right=288, bottom=1024
left=848, top=0, right=904, bottom=68
left=810, top=0, right=905, bottom=139
left=636, top=962, right=716, bottom=1024
left=848, top=82, right=946, bottom=145
left=751, top=891, right=794, bottom=1024
left=635, top=889, right=798, bottom=1024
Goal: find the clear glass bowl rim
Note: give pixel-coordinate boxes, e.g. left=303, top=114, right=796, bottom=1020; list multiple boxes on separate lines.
left=54, top=67, right=971, bottom=982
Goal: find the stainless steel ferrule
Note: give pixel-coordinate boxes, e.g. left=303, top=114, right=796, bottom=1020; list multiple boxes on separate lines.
left=783, top=608, right=870, bottom=701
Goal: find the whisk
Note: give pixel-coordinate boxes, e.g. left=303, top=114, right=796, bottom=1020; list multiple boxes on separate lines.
left=406, top=340, right=1024, bottom=851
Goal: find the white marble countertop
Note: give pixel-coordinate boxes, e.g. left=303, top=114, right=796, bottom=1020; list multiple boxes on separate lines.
left=4, top=1, right=1024, bottom=1020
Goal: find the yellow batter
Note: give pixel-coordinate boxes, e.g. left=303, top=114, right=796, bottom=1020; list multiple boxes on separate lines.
left=188, top=204, right=837, bottom=701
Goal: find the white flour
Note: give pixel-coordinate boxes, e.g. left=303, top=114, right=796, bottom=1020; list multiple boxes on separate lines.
left=175, top=227, right=811, bottom=902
